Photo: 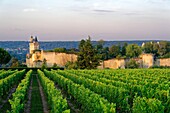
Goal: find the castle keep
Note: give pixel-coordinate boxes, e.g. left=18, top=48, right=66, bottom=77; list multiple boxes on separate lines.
left=26, top=36, right=77, bottom=67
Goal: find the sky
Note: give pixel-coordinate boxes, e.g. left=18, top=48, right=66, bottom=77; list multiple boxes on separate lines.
left=0, top=0, right=170, bottom=41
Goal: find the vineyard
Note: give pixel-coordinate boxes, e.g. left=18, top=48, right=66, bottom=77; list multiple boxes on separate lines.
left=0, top=69, right=169, bottom=113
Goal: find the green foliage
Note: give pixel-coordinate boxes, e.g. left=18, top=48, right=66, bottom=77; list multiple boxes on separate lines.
left=46, top=48, right=79, bottom=54
left=125, top=59, right=139, bottom=69
left=65, top=61, right=78, bottom=69
left=41, top=58, right=47, bottom=70
left=41, top=64, right=47, bottom=70
left=44, top=69, right=116, bottom=113
left=0, top=48, right=11, bottom=65
left=56, top=70, right=130, bottom=112
left=0, top=70, right=17, bottom=80
left=142, top=41, right=170, bottom=58
left=8, top=70, right=32, bottom=113
left=95, top=42, right=129, bottom=60
left=0, top=69, right=26, bottom=97
left=126, top=44, right=142, bottom=58
left=1, top=69, right=170, bottom=113
left=121, top=42, right=128, bottom=56
left=95, top=40, right=110, bottom=60
left=10, top=58, right=19, bottom=68
left=77, top=37, right=100, bottom=69
left=158, top=41, right=170, bottom=57
left=30, top=71, right=43, bottom=113
left=109, top=44, right=121, bottom=58
left=73, top=69, right=170, bottom=112
left=38, top=69, right=70, bottom=113
left=52, top=63, right=60, bottom=68
left=142, top=42, right=155, bottom=54
left=132, top=96, right=164, bottom=113
left=54, top=48, right=67, bottom=53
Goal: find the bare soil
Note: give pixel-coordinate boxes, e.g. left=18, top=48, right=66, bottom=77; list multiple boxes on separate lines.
left=55, top=84, right=82, bottom=113
left=24, top=76, right=33, bottom=113
left=0, top=84, right=17, bottom=110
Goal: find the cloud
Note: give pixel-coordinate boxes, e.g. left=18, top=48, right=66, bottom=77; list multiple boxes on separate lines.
left=23, top=8, right=37, bottom=12
left=93, top=9, right=115, bottom=13
left=14, top=28, right=25, bottom=31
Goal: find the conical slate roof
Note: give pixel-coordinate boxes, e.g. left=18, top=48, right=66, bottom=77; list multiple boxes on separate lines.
left=35, top=36, right=38, bottom=42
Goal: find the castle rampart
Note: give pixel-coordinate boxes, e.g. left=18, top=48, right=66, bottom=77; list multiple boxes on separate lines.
left=26, top=37, right=170, bottom=68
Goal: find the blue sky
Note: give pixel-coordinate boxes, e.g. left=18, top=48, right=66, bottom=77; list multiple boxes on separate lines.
left=0, top=0, right=170, bottom=41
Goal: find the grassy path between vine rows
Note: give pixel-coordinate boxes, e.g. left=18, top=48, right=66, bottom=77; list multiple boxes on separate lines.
left=30, top=71, right=44, bottom=113
left=24, top=75, right=33, bottom=113
left=36, top=73, right=49, bottom=113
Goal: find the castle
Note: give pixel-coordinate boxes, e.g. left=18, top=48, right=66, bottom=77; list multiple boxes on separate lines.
left=26, top=36, right=77, bottom=67
left=26, top=36, right=170, bottom=68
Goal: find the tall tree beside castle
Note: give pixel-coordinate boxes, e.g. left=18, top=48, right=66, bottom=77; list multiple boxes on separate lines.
left=126, top=44, right=142, bottom=58
left=142, top=41, right=170, bottom=58
left=0, top=48, right=11, bottom=65
left=77, top=37, right=100, bottom=69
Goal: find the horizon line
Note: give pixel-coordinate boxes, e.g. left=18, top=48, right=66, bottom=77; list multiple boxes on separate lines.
left=0, top=39, right=169, bottom=42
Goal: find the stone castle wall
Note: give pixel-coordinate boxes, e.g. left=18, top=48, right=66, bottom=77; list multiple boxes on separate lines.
left=140, top=54, right=154, bottom=68
left=54, top=53, right=77, bottom=66
left=26, top=37, right=170, bottom=68
left=27, top=51, right=78, bottom=67
left=27, top=52, right=170, bottom=68
left=98, top=59, right=126, bottom=69
left=42, top=51, right=56, bottom=67
left=155, top=58, right=170, bottom=67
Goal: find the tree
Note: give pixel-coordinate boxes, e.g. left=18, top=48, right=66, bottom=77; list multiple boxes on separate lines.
left=158, top=41, right=170, bottom=56
left=142, top=42, right=154, bottom=53
left=54, top=48, right=67, bottom=53
left=109, top=45, right=121, bottom=58
left=10, top=58, right=19, bottom=68
left=95, top=40, right=109, bottom=60
left=41, top=58, right=47, bottom=70
left=121, top=42, right=128, bottom=56
left=65, top=61, right=78, bottom=69
left=125, top=59, right=139, bottom=69
left=142, top=41, right=170, bottom=58
left=153, top=42, right=159, bottom=57
left=126, top=44, right=142, bottom=58
left=0, top=48, right=11, bottom=65
left=77, top=36, right=100, bottom=69
left=52, top=63, right=60, bottom=68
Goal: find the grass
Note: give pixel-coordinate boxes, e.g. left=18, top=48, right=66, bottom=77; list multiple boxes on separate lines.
left=30, top=71, right=43, bottom=113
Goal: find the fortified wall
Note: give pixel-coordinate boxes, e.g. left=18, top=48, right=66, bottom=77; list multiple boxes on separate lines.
left=42, top=52, right=77, bottom=67
left=98, top=54, right=170, bottom=69
left=98, top=59, right=126, bottom=69
left=155, top=58, right=170, bottom=67
left=26, top=36, right=170, bottom=68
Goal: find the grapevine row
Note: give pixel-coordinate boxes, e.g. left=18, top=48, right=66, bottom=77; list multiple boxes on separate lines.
left=78, top=69, right=170, bottom=90
left=69, top=69, right=170, bottom=112
left=37, top=69, right=70, bottom=113
left=69, top=70, right=169, bottom=101
left=54, top=70, right=130, bottom=112
left=8, top=70, right=33, bottom=113
left=132, top=96, right=165, bottom=113
left=0, top=69, right=26, bottom=97
left=0, top=70, right=17, bottom=80
left=44, top=69, right=116, bottom=113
